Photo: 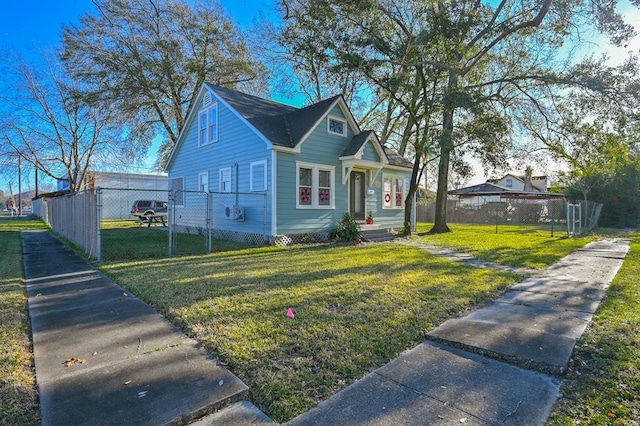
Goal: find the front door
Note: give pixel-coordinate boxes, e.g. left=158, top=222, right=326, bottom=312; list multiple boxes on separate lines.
left=350, top=171, right=366, bottom=220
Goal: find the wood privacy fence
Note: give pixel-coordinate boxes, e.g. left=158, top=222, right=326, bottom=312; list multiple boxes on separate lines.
left=33, top=189, right=100, bottom=259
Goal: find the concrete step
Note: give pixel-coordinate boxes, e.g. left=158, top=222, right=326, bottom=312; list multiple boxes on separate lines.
left=359, top=228, right=397, bottom=242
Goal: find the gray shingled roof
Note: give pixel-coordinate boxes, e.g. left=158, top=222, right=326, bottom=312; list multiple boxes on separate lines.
left=207, top=83, right=341, bottom=148
left=341, top=130, right=374, bottom=157
left=207, top=84, right=412, bottom=168
left=449, top=182, right=563, bottom=199
left=382, top=146, right=414, bottom=168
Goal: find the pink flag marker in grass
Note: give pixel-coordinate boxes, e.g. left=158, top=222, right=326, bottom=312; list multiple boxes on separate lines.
left=286, top=307, right=295, bottom=319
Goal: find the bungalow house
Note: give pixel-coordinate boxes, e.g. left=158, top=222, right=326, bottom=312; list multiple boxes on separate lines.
left=450, top=172, right=550, bottom=208
left=164, top=84, right=414, bottom=245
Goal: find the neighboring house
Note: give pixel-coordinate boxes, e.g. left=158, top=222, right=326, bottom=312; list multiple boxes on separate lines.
left=164, top=83, right=414, bottom=245
left=487, top=173, right=547, bottom=193
left=450, top=172, right=550, bottom=208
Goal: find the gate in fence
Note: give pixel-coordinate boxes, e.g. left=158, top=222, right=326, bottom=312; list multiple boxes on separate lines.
left=169, top=190, right=210, bottom=255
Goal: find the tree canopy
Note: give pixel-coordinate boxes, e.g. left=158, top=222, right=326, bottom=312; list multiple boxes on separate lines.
left=266, top=0, right=640, bottom=233
left=61, top=0, right=266, bottom=169
left=0, top=56, right=140, bottom=192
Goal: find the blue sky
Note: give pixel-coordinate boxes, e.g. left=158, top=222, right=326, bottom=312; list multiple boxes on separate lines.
left=0, top=0, right=270, bottom=55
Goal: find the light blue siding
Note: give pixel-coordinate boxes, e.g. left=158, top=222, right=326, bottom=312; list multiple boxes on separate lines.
left=167, top=94, right=273, bottom=236
left=276, top=105, right=352, bottom=235
left=362, top=142, right=380, bottom=162
left=364, top=171, right=410, bottom=227
left=275, top=105, right=411, bottom=235
left=169, top=90, right=413, bottom=241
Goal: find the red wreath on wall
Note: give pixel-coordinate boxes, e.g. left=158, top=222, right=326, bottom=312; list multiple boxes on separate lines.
left=384, top=193, right=391, bottom=203
left=319, top=189, right=330, bottom=203
left=396, top=194, right=403, bottom=205
left=300, top=188, right=311, bottom=203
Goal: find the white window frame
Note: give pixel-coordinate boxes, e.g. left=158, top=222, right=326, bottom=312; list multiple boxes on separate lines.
left=198, top=103, right=218, bottom=147
left=171, top=176, right=185, bottom=207
left=382, top=174, right=405, bottom=210
left=327, top=116, right=347, bottom=137
left=198, top=172, right=209, bottom=193
left=250, top=160, right=267, bottom=192
left=296, top=162, right=335, bottom=209
left=505, top=178, right=513, bottom=188
left=219, top=167, right=232, bottom=193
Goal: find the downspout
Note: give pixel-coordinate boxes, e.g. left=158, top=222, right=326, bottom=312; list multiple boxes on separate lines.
left=271, top=150, right=277, bottom=239
left=234, top=161, right=239, bottom=206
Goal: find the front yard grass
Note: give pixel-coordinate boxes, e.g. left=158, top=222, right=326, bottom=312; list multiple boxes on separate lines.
left=0, top=217, right=46, bottom=425
left=413, top=222, right=599, bottom=269
left=100, top=235, right=529, bottom=421
left=100, top=219, right=248, bottom=260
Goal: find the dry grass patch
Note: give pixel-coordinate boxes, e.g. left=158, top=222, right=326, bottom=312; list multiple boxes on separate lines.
left=0, top=217, right=46, bottom=425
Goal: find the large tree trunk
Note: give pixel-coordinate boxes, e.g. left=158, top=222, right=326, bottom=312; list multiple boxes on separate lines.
left=430, top=71, right=457, bottom=234
left=430, top=142, right=452, bottom=234
left=403, top=154, right=421, bottom=235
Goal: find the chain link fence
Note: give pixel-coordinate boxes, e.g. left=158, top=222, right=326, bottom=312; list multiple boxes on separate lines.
left=97, top=188, right=267, bottom=261
left=416, top=198, right=602, bottom=235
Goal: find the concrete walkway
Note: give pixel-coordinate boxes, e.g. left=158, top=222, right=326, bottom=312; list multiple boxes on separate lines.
left=24, top=230, right=630, bottom=425
left=286, top=238, right=629, bottom=425
left=22, top=230, right=272, bottom=426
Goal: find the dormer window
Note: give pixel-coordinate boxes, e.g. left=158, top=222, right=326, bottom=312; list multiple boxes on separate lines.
left=327, top=116, right=346, bottom=136
left=505, top=178, right=513, bottom=188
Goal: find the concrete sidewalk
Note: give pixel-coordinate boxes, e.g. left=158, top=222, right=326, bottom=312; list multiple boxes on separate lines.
left=23, top=230, right=272, bottom=426
left=286, top=238, right=629, bottom=425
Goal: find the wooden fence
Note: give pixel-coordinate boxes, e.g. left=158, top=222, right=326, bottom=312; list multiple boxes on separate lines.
left=33, top=190, right=100, bottom=259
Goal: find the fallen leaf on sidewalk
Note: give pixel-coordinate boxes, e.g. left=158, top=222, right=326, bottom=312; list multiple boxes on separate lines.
left=63, top=357, right=87, bottom=367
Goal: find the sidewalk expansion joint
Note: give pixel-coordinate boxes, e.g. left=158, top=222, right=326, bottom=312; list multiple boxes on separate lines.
left=372, top=371, right=490, bottom=425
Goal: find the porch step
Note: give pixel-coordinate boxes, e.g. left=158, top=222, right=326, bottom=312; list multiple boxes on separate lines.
left=360, top=228, right=397, bottom=243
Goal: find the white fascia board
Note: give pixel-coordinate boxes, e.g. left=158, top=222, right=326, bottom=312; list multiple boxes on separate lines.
left=340, top=158, right=386, bottom=169
left=272, top=144, right=301, bottom=154
left=384, top=164, right=414, bottom=172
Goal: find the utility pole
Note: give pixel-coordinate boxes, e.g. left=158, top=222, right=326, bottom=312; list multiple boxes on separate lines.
left=18, top=154, right=22, bottom=216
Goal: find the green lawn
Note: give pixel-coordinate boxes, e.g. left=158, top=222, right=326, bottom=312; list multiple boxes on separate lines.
left=99, top=223, right=606, bottom=422
left=3, top=219, right=637, bottom=424
left=101, top=243, right=522, bottom=421
left=100, top=219, right=249, bottom=260
left=0, top=217, right=46, bottom=425
left=413, top=222, right=600, bottom=268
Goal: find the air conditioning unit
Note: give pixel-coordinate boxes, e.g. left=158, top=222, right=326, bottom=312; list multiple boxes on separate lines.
left=224, top=205, right=244, bottom=221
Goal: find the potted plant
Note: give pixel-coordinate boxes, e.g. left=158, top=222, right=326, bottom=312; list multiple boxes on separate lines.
left=365, top=211, right=374, bottom=224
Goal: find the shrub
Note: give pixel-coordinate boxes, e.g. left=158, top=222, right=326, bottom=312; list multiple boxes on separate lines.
left=334, top=212, right=360, bottom=242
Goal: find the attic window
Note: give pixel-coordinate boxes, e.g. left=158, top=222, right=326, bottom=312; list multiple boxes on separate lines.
left=505, top=178, right=513, bottom=188
left=327, top=116, right=346, bottom=136
left=198, top=103, right=218, bottom=147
